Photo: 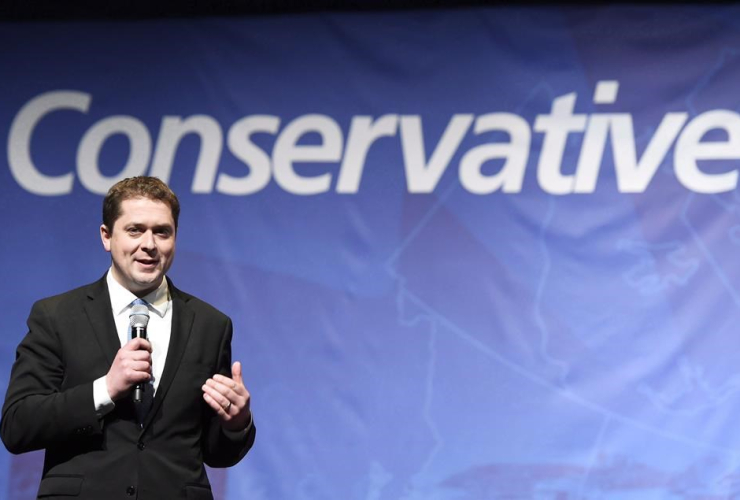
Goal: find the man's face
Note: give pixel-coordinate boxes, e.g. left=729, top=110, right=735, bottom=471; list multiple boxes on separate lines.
left=100, top=197, right=176, bottom=296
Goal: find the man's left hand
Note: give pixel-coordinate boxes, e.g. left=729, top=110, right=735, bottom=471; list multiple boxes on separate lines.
left=202, top=361, right=252, bottom=432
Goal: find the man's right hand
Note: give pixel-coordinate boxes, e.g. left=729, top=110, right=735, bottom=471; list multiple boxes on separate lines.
left=105, top=338, right=152, bottom=401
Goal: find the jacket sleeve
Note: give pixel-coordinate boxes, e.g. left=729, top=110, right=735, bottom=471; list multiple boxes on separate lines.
left=1, top=299, right=102, bottom=454
left=201, top=316, right=256, bottom=467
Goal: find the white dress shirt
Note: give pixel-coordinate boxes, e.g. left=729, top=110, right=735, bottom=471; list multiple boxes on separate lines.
left=93, top=270, right=172, bottom=418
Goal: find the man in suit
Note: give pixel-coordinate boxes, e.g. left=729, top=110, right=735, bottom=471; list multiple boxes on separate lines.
left=1, top=176, right=255, bottom=499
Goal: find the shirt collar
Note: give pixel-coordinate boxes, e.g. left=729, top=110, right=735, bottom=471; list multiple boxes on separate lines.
left=106, top=269, right=170, bottom=318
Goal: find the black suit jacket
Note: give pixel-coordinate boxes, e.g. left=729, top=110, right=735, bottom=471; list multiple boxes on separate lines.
left=1, top=276, right=255, bottom=500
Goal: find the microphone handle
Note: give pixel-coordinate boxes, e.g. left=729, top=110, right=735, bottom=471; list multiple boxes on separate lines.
left=132, top=325, right=147, bottom=403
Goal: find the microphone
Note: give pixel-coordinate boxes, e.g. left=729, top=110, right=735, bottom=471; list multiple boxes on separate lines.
left=129, top=303, right=150, bottom=404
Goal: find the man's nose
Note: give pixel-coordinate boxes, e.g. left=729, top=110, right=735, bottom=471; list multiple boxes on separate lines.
left=140, top=230, right=156, bottom=250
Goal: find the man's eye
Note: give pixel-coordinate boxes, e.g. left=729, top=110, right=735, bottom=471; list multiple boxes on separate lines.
left=127, top=228, right=142, bottom=235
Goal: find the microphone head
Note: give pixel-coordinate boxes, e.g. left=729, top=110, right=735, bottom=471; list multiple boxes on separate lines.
left=129, top=304, right=150, bottom=328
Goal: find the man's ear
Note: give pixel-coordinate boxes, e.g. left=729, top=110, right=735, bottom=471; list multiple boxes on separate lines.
left=100, top=224, right=112, bottom=252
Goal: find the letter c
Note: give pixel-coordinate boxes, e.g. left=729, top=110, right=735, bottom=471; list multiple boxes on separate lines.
left=8, top=91, right=91, bottom=195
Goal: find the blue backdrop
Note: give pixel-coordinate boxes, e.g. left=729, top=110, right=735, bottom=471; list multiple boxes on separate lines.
left=3, top=5, right=740, bottom=498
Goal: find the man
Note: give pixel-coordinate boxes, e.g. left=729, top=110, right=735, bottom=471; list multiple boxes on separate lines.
left=1, top=177, right=255, bottom=499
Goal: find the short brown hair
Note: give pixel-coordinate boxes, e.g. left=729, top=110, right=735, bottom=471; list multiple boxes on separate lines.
left=102, top=177, right=180, bottom=231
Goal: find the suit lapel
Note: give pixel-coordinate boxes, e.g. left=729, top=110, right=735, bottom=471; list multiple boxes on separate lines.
left=82, top=275, right=120, bottom=366
left=142, top=281, right=195, bottom=430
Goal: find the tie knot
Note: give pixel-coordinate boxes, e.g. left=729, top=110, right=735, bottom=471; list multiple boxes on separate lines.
left=131, top=298, right=148, bottom=307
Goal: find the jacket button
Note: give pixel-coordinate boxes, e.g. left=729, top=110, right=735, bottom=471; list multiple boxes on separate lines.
left=126, top=485, right=136, bottom=495
left=137, top=442, right=145, bottom=450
